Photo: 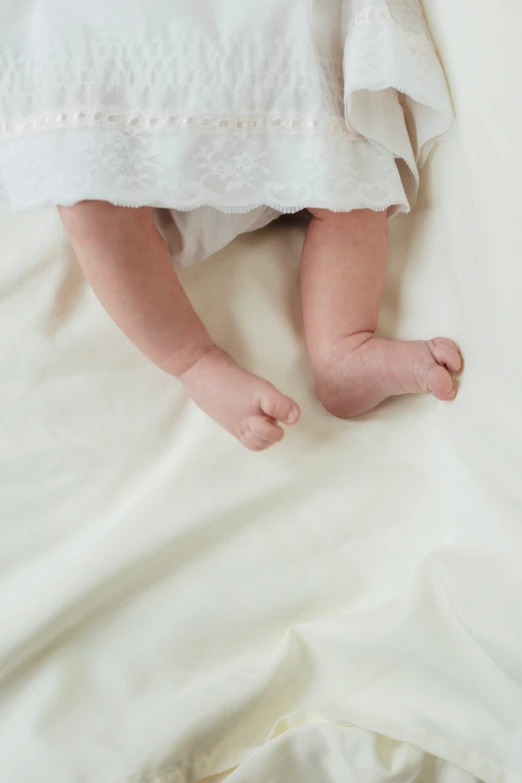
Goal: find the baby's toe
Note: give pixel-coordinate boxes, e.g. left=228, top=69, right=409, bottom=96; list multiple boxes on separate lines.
left=429, top=338, right=462, bottom=373
left=259, top=387, right=300, bottom=425
left=239, top=415, right=284, bottom=451
left=427, top=364, right=456, bottom=401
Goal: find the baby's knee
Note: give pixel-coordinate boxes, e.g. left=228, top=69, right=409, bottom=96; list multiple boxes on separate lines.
left=59, top=201, right=153, bottom=242
left=307, top=208, right=340, bottom=222
left=308, top=207, right=377, bottom=221
left=58, top=199, right=117, bottom=220
left=59, top=200, right=115, bottom=235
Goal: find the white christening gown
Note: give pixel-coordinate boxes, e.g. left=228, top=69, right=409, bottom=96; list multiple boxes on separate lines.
left=0, top=0, right=453, bottom=265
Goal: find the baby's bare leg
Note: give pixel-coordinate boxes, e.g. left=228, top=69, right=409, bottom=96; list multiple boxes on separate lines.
left=301, top=208, right=462, bottom=417
left=59, top=202, right=299, bottom=449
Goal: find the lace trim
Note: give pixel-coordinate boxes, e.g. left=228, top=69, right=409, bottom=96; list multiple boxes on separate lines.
left=0, top=128, right=408, bottom=216
left=0, top=111, right=362, bottom=141
left=354, top=10, right=391, bottom=26
left=45, top=195, right=395, bottom=216
left=354, top=6, right=434, bottom=51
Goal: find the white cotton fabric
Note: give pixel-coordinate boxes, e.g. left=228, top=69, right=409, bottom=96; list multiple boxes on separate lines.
left=0, top=0, right=453, bottom=264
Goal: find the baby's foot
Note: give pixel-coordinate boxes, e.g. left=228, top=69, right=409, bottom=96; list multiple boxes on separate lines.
left=315, top=334, right=462, bottom=418
left=180, top=347, right=300, bottom=450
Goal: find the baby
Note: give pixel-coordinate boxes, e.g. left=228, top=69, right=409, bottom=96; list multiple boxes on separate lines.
left=0, top=0, right=459, bottom=449
left=58, top=203, right=461, bottom=450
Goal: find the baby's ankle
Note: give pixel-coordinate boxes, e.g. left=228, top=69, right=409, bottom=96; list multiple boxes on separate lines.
left=311, top=330, right=375, bottom=373
left=178, top=344, right=230, bottom=387
left=159, top=340, right=217, bottom=380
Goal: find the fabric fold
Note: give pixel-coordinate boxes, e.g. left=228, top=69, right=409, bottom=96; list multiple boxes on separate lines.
left=342, top=1, right=454, bottom=209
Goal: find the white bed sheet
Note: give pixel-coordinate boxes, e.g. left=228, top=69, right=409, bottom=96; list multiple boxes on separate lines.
left=1, top=1, right=522, bottom=782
